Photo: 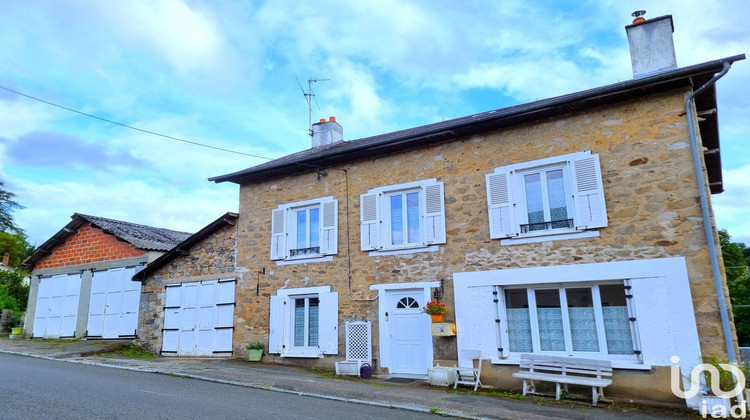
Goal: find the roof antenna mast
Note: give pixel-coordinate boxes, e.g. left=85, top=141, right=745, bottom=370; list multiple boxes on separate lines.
left=296, top=77, right=329, bottom=137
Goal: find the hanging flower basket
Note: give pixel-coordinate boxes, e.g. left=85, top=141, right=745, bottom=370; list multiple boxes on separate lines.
left=424, top=301, right=448, bottom=322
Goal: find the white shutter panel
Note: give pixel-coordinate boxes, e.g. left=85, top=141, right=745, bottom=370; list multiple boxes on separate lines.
left=270, top=208, right=287, bottom=260
left=486, top=169, right=517, bottom=238
left=162, top=285, right=182, bottom=353
left=423, top=181, right=446, bottom=245
left=268, top=295, right=284, bottom=354
left=360, top=193, right=380, bottom=250
left=319, top=291, right=339, bottom=354
left=572, top=153, right=608, bottom=229
left=319, top=199, right=338, bottom=255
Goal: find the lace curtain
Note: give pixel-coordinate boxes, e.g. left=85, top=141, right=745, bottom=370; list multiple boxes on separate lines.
left=603, top=306, right=633, bottom=354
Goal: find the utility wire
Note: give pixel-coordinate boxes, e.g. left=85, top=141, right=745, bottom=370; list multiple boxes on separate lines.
left=0, top=85, right=274, bottom=160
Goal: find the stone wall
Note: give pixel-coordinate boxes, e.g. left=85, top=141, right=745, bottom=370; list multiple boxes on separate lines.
left=230, top=88, right=733, bottom=383
left=35, top=223, right=145, bottom=270
left=138, top=223, right=239, bottom=352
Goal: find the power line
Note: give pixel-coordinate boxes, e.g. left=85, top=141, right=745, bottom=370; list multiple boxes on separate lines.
left=0, top=84, right=274, bottom=160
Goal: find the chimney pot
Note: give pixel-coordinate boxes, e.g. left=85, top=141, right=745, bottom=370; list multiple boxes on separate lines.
left=2, top=253, right=9, bottom=266
left=329, top=116, right=336, bottom=122
left=631, top=10, right=646, bottom=24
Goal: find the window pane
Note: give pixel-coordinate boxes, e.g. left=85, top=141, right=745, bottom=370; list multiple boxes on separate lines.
left=600, top=284, right=634, bottom=355
left=524, top=173, right=545, bottom=231
left=309, top=208, right=319, bottom=248
left=308, top=298, right=319, bottom=347
left=406, top=192, right=420, bottom=243
left=294, top=299, right=305, bottom=347
left=296, top=210, right=307, bottom=249
left=535, top=289, right=565, bottom=351
left=546, top=169, right=569, bottom=228
left=566, top=288, right=599, bottom=352
left=505, top=289, right=533, bottom=352
left=390, top=195, right=403, bottom=245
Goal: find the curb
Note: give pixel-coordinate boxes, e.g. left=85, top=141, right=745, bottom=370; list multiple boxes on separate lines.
left=0, top=349, right=484, bottom=419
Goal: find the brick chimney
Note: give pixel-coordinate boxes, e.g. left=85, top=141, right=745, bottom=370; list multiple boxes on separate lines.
left=2, top=253, right=9, bottom=266
left=626, top=11, right=677, bottom=78
left=312, top=116, right=343, bottom=148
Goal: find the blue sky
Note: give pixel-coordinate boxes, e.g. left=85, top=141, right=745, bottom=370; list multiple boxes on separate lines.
left=0, top=1, right=748, bottom=246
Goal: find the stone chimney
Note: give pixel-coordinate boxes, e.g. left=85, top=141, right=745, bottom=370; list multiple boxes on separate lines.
left=312, top=116, right=343, bottom=148
left=2, top=253, right=8, bottom=266
left=626, top=11, right=677, bottom=78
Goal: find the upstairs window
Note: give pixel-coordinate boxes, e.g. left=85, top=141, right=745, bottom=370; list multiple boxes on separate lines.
left=271, top=197, right=337, bottom=262
left=486, top=151, right=607, bottom=242
left=360, top=178, right=446, bottom=253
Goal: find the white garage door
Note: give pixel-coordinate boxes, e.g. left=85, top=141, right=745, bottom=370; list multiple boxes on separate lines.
left=162, top=279, right=235, bottom=356
left=33, top=273, right=82, bottom=339
left=87, top=267, right=140, bottom=338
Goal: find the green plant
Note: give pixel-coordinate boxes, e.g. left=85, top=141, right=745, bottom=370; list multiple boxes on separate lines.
left=702, top=356, right=740, bottom=392
left=246, top=342, right=264, bottom=351
left=112, top=343, right=156, bottom=359
left=423, top=301, right=448, bottom=315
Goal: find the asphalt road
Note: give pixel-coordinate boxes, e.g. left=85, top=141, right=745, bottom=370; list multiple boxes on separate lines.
left=0, top=353, right=438, bottom=420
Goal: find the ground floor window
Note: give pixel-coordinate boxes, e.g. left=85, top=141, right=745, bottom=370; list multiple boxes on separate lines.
left=293, top=296, right=319, bottom=348
left=269, top=286, right=338, bottom=357
left=502, top=282, right=637, bottom=358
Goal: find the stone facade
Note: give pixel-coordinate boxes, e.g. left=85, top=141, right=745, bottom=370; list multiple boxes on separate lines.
left=226, top=87, right=735, bottom=400
left=138, top=223, right=239, bottom=353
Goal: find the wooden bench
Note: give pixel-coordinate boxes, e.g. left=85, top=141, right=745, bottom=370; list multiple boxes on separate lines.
left=512, top=354, right=612, bottom=405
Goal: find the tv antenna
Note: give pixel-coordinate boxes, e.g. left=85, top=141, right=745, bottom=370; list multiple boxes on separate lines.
left=296, top=76, right=329, bottom=137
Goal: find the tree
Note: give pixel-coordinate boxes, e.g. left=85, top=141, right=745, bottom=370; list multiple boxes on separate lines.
left=0, top=270, right=28, bottom=312
left=0, top=231, right=34, bottom=268
left=0, top=180, right=23, bottom=233
left=720, top=230, right=750, bottom=346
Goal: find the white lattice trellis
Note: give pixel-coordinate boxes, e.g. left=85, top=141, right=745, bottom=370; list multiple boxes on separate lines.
left=336, top=321, right=372, bottom=376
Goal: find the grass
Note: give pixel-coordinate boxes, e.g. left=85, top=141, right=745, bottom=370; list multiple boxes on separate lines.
left=310, top=367, right=336, bottom=377
left=108, top=343, right=156, bottom=359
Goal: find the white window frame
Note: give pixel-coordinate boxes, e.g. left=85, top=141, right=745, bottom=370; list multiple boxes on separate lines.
left=268, top=286, right=338, bottom=358
left=360, top=178, right=446, bottom=255
left=271, top=196, right=338, bottom=265
left=486, top=151, right=607, bottom=245
left=498, top=281, right=640, bottom=362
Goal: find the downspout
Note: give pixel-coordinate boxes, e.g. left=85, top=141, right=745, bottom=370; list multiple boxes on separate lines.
left=685, top=60, right=736, bottom=363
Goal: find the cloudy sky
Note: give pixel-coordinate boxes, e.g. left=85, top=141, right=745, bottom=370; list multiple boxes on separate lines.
left=0, top=1, right=748, bottom=247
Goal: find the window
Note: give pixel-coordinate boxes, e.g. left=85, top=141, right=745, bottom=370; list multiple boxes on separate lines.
left=486, top=151, right=607, bottom=242
left=360, top=179, right=445, bottom=253
left=500, top=282, right=638, bottom=359
left=271, top=197, right=337, bottom=262
left=268, top=286, right=338, bottom=357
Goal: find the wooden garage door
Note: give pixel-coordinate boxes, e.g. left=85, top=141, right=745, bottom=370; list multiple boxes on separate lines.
left=162, top=279, right=235, bottom=356
left=87, top=267, right=140, bottom=339
left=32, top=273, right=82, bottom=339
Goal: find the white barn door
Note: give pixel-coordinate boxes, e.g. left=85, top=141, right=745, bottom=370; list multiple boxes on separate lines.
left=87, top=267, right=140, bottom=338
left=33, top=273, right=82, bottom=339
left=161, top=280, right=235, bottom=356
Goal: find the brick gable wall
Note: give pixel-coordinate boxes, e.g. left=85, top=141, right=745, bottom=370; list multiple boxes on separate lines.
left=35, top=223, right=145, bottom=270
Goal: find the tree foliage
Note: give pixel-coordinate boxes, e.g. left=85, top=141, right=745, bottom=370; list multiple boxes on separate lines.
left=0, top=231, right=34, bottom=268
left=0, top=181, right=23, bottom=233
left=0, top=270, right=28, bottom=312
left=720, top=230, right=750, bottom=346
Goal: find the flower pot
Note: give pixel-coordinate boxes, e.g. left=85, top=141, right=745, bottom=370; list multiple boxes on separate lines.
left=247, top=349, right=263, bottom=362
left=10, top=327, right=22, bottom=335
left=430, top=314, right=444, bottom=322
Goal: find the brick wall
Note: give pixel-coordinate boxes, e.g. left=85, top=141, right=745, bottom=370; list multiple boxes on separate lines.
left=35, top=223, right=145, bottom=270
left=231, top=87, right=735, bottom=370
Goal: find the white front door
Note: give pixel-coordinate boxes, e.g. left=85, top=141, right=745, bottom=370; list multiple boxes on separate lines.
left=162, top=280, right=235, bottom=356
left=387, top=289, right=432, bottom=376
left=87, top=267, right=140, bottom=338
left=33, top=274, right=82, bottom=339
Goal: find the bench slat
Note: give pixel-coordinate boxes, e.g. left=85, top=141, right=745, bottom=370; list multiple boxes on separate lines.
left=513, top=372, right=612, bottom=387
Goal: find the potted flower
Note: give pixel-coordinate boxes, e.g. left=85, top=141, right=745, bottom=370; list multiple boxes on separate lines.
left=246, top=342, right=264, bottom=362
left=9, top=313, right=23, bottom=338
left=423, top=301, right=448, bottom=322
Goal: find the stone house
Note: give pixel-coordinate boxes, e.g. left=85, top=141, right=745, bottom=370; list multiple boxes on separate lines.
left=138, top=15, right=744, bottom=408
left=134, top=212, right=239, bottom=356
left=22, top=213, right=191, bottom=339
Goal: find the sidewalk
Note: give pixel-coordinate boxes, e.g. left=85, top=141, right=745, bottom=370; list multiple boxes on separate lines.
left=0, top=338, right=695, bottom=419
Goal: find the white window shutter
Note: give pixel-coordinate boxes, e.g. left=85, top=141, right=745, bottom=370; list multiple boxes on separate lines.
left=270, top=208, right=286, bottom=260
left=319, top=199, right=338, bottom=255
left=360, top=193, right=380, bottom=250
left=318, top=291, right=339, bottom=354
left=268, top=295, right=284, bottom=354
left=486, top=169, right=517, bottom=238
left=423, top=181, right=446, bottom=245
left=572, top=153, right=608, bottom=229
